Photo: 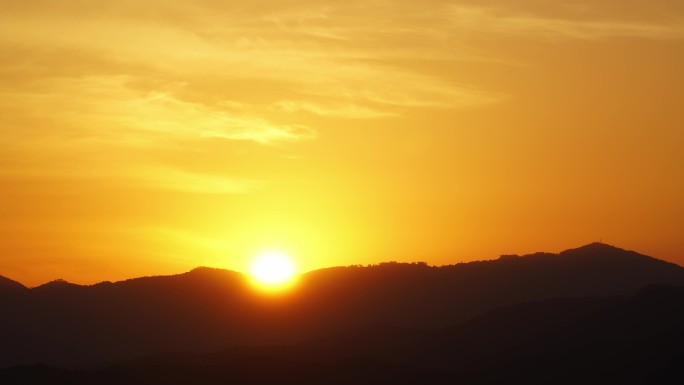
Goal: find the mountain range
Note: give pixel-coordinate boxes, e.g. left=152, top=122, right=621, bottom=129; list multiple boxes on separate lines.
left=1, top=243, right=684, bottom=383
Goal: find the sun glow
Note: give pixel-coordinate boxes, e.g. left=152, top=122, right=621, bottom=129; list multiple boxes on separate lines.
left=249, top=250, right=297, bottom=289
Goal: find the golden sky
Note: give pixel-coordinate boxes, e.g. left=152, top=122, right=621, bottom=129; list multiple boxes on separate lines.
left=1, top=0, right=683, bottom=286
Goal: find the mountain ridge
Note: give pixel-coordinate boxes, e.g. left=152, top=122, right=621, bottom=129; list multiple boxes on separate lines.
left=5, top=243, right=679, bottom=289
left=1, top=243, right=683, bottom=368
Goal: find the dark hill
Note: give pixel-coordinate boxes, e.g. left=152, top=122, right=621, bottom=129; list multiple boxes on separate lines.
left=0, top=243, right=683, bottom=368
left=3, top=284, right=683, bottom=385
left=289, top=243, right=684, bottom=331
left=0, top=275, right=27, bottom=293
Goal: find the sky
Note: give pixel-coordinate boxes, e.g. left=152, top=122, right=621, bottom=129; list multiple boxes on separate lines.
left=1, top=0, right=683, bottom=286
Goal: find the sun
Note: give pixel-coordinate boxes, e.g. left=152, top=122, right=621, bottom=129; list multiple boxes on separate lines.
left=249, top=250, right=296, bottom=288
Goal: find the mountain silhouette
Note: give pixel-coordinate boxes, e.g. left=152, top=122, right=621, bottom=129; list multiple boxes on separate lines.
left=0, top=243, right=683, bottom=368
left=0, top=275, right=27, bottom=293
left=3, top=284, right=683, bottom=384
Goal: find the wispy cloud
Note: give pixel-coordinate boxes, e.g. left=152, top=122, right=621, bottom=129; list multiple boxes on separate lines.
left=0, top=159, right=260, bottom=195
left=0, top=0, right=681, bottom=196
left=129, top=166, right=262, bottom=194
left=0, top=1, right=506, bottom=121
left=271, top=100, right=394, bottom=119
left=0, top=75, right=315, bottom=146
left=448, top=5, right=684, bottom=40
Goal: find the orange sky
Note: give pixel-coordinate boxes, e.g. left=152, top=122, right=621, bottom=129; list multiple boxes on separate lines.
left=1, top=0, right=683, bottom=286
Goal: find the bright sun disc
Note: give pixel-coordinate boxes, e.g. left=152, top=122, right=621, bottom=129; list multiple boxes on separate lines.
left=250, top=250, right=296, bottom=286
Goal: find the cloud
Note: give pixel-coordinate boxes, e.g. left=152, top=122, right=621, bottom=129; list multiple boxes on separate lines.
left=129, top=166, right=262, bottom=194
left=271, top=100, right=394, bottom=118
left=0, top=0, right=679, bottom=196
left=0, top=0, right=506, bottom=120
left=447, top=5, right=684, bottom=40
left=0, top=75, right=315, bottom=146
left=0, top=159, right=260, bottom=195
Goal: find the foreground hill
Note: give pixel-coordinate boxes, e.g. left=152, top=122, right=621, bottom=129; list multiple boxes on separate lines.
left=3, top=284, right=683, bottom=384
left=0, top=275, right=27, bottom=293
left=1, top=243, right=683, bottom=367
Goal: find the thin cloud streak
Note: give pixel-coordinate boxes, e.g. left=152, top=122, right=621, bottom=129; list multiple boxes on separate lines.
left=448, top=5, right=684, bottom=40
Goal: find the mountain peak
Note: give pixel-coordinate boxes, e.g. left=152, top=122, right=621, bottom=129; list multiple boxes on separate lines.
left=184, top=266, right=243, bottom=281
left=567, top=242, right=624, bottom=253
left=188, top=266, right=235, bottom=275
left=33, top=279, right=80, bottom=291
left=559, top=243, right=652, bottom=260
